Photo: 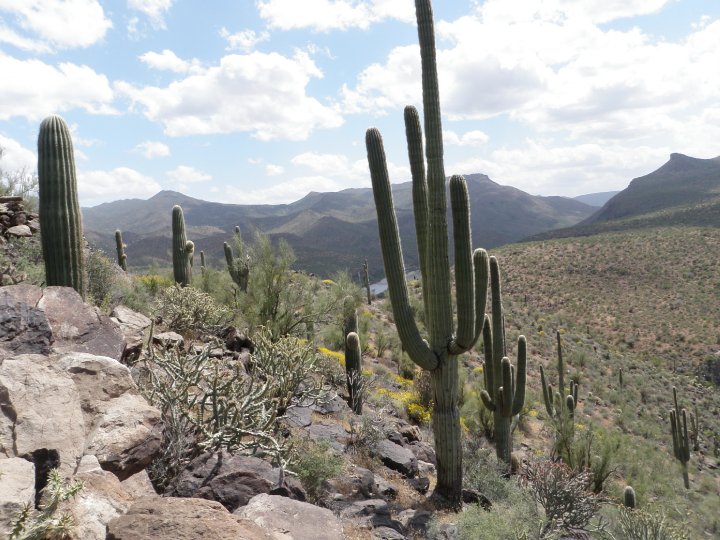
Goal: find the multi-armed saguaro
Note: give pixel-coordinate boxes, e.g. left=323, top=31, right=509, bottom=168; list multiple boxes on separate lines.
left=479, top=257, right=527, bottom=464
left=365, top=0, right=493, bottom=505
left=115, top=230, right=127, bottom=271
left=38, top=115, right=86, bottom=298
left=172, top=205, right=193, bottom=287
left=540, top=330, right=578, bottom=422
left=669, top=386, right=691, bottom=489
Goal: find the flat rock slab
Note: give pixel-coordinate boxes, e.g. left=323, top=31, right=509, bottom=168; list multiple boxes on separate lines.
left=305, top=421, right=350, bottom=452
left=0, top=288, right=53, bottom=357
left=236, top=493, right=345, bottom=540
left=375, top=440, right=418, bottom=478
left=106, top=497, right=273, bottom=540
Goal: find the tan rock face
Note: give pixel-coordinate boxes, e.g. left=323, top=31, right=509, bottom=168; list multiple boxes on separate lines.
left=0, top=458, right=35, bottom=531
left=106, top=497, right=274, bottom=540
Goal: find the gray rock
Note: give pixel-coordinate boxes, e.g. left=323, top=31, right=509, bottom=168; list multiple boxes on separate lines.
left=0, top=289, right=53, bottom=357
left=107, top=497, right=272, bottom=540
left=111, top=305, right=152, bottom=342
left=171, top=451, right=305, bottom=512
left=305, top=421, right=350, bottom=452
left=284, top=406, right=313, bottom=428
left=152, top=331, right=184, bottom=349
left=409, top=477, right=430, bottom=494
left=398, top=509, right=433, bottom=535
left=236, top=493, right=344, bottom=540
left=0, top=458, right=35, bottom=530
left=408, top=440, right=436, bottom=465
left=310, top=394, right=351, bottom=415
left=6, top=225, right=31, bottom=237
left=373, top=475, right=398, bottom=500
left=375, top=440, right=418, bottom=477
left=373, top=527, right=406, bottom=540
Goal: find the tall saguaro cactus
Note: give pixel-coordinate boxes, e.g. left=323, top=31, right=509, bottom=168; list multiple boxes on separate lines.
left=365, top=0, right=490, bottom=505
left=38, top=115, right=86, bottom=297
left=115, top=230, right=127, bottom=271
left=172, top=205, right=192, bottom=287
left=479, top=257, right=527, bottom=464
left=362, top=259, right=372, bottom=305
left=669, top=386, right=691, bottom=489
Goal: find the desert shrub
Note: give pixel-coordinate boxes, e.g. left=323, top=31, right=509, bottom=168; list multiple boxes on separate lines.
left=291, top=439, right=343, bottom=500
left=347, top=412, right=383, bottom=465
left=138, top=327, right=328, bottom=490
left=86, top=249, right=115, bottom=307
left=8, top=468, right=83, bottom=540
left=0, top=235, right=44, bottom=286
left=136, top=273, right=174, bottom=297
left=522, top=460, right=606, bottom=537
left=462, top=441, right=512, bottom=502
left=610, top=505, right=689, bottom=540
left=155, top=285, right=232, bottom=335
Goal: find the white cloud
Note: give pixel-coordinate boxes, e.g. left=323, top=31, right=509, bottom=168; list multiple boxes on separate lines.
left=166, top=165, right=211, bottom=184
left=0, top=53, right=115, bottom=120
left=127, top=0, right=173, bottom=29
left=78, top=167, right=161, bottom=205
left=116, top=51, right=343, bottom=140
left=135, top=141, right=170, bottom=159
left=225, top=176, right=342, bottom=204
left=444, top=130, right=489, bottom=147
left=257, top=0, right=413, bottom=31
left=265, top=164, right=284, bottom=176
left=0, top=0, right=111, bottom=50
left=291, top=151, right=410, bottom=185
left=139, top=49, right=202, bottom=74
left=220, top=28, right=270, bottom=52
left=0, top=135, right=36, bottom=172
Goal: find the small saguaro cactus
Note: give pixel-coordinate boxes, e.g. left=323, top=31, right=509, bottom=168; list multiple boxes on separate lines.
left=669, top=386, right=691, bottom=489
left=200, top=250, right=206, bottom=274
left=623, top=485, right=637, bottom=509
left=115, top=230, right=127, bottom=271
left=172, top=205, right=192, bottom=287
left=342, top=296, right=363, bottom=414
left=362, top=259, right=372, bottom=305
left=38, top=114, right=86, bottom=297
left=365, top=0, right=492, bottom=504
left=479, top=256, right=527, bottom=464
left=224, top=226, right=250, bottom=292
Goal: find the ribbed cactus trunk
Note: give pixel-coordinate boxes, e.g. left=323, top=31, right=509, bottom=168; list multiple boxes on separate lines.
left=38, top=115, right=86, bottom=298
left=172, top=205, right=192, bottom=287
left=362, top=260, right=371, bottom=305
left=115, top=230, right=127, bottom=271
left=343, top=296, right=363, bottom=414
left=365, top=0, right=489, bottom=506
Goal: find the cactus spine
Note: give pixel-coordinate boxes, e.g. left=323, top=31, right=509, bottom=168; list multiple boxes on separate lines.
left=172, top=205, right=192, bottom=287
left=669, top=386, right=690, bottom=489
left=479, top=257, right=527, bottom=464
left=362, top=259, right=372, bottom=305
left=224, top=226, right=250, bottom=292
left=38, top=115, right=86, bottom=297
left=365, top=0, right=490, bottom=504
left=115, top=230, right=127, bottom=271
left=343, top=296, right=363, bottom=414
left=623, top=485, right=636, bottom=509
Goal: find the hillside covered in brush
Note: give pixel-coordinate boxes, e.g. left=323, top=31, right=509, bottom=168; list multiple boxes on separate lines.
left=82, top=174, right=593, bottom=278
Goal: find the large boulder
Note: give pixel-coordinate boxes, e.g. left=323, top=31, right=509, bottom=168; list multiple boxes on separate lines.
left=171, top=451, right=305, bottom=512
left=235, top=493, right=345, bottom=540
left=0, top=355, right=85, bottom=476
left=375, top=440, right=418, bottom=478
left=0, top=289, right=53, bottom=357
left=57, top=353, right=162, bottom=480
left=106, top=497, right=273, bottom=540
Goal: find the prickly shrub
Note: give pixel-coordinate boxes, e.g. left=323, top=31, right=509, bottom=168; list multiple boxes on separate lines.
left=155, top=285, right=232, bottom=335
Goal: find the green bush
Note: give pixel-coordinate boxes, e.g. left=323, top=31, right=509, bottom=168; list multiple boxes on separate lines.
left=155, top=285, right=232, bottom=335
left=610, top=505, right=689, bottom=540
left=86, top=249, right=115, bottom=308
left=291, top=439, right=343, bottom=500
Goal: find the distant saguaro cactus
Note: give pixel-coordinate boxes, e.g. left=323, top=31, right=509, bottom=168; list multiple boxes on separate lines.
left=540, top=331, right=578, bottom=420
left=623, top=485, right=637, bottom=509
left=669, top=386, right=691, bottom=489
left=224, top=226, right=250, bottom=292
left=479, top=256, right=527, bottom=464
left=38, top=115, right=86, bottom=297
left=362, top=259, right=372, bottom=305
left=365, top=0, right=493, bottom=504
left=172, top=205, right=192, bottom=287
left=115, top=230, right=127, bottom=271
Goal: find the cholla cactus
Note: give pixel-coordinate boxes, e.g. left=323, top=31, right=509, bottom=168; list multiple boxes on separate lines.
left=38, top=115, right=86, bottom=297
left=115, top=229, right=127, bottom=271
left=479, top=256, right=527, bottom=463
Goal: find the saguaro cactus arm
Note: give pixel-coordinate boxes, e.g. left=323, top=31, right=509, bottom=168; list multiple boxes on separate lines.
left=38, top=114, right=86, bottom=297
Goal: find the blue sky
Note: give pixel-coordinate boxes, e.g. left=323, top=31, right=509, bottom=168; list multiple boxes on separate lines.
left=0, top=0, right=719, bottom=207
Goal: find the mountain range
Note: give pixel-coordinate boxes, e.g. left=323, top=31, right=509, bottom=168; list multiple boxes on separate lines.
left=83, top=174, right=594, bottom=279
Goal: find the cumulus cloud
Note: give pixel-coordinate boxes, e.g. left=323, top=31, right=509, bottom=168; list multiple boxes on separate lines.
left=139, top=49, right=202, bottom=74
left=116, top=51, right=343, bottom=140
left=166, top=165, right=212, bottom=185
left=225, top=176, right=342, bottom=205
left=127, top=0, right=173, bottom=29
left=220, top=28, right=270, bottom=52
left=291, top=151, right=410, bottom=185
left=78, top=167, right=161, bottom=206
left=257, top=0, right=413, bottom=31
left=0, top=53, right=115, bottom=120
left=0, top=135, right=36, bottom=172
left=0, top=0, right=111, bottom=51
left=265, top=164, right=284, bottom=176
left=135, top=141, right=170, bottom=159
left=444, top=130, right=489, bottom=147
